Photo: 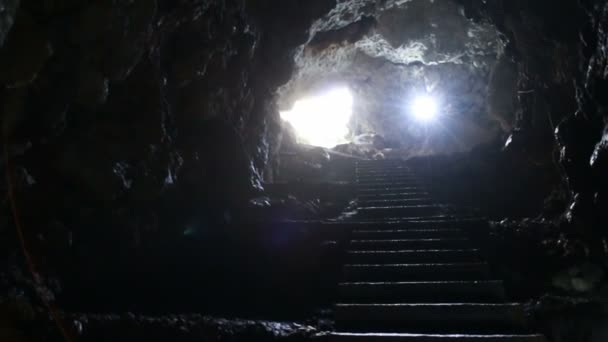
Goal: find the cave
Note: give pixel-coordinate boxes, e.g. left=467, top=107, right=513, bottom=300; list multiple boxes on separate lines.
left=1, top=0, right=607, bottom=341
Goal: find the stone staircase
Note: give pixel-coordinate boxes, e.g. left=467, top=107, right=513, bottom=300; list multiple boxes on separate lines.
left=328, top=160, right=546, bottom=342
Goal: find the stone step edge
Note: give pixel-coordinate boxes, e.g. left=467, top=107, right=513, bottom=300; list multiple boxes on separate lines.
left=350, top=238, right=470, bottom=243
left=343, top=262, right=488, bottom=268
left=323, top=332, right=547, bottom=341
left=338, top=280, right=503, bottom=286
left=346, top=249, right=481, bottom=253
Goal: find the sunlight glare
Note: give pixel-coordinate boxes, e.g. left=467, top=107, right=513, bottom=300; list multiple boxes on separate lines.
left=280, top=87, right=353, bottom=148
left=411, top=95, right=439, bottom=123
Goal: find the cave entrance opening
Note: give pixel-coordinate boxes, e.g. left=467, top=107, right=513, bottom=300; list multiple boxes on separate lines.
left=279, top=87, right=353, bottom=148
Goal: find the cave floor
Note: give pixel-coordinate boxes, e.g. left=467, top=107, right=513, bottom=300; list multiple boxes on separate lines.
left=327, top=160, right=547, bottom=341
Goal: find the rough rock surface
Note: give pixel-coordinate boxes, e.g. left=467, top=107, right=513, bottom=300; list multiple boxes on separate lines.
left=399, top=0, right=608, bottom=231
left=70, top=314, right=319, bottom=342
left=276, top=0, right=607, bottom=232
left=0, top=0, right=334, bottom=271
left=278, top=0, right=507, bottom=154
left=1, top=0, right=608, bottom=340
left=0, top=0, right=337, bottom=328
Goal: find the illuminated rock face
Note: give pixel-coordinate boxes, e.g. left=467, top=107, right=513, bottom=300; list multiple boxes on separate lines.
left=0, top=0, right=602, bottom=232
left=0, top=0, right=604, bottom=243
left=278, top=0, right=507, bottom=154
left=276, top=0, right=608, bottom=230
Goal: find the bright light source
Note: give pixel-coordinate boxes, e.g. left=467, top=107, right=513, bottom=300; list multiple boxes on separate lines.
left=411, top=95, right=439, bottom=123
left=280, top=87, right=353, bottom=148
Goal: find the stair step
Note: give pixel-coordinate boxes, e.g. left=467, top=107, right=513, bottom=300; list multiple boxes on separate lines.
left=350, top=219, right=480, bottom=228
left=357, top=167, right=407, bottom=170
left=357, top=178, right=419, bottom=184
left=357, top=169, right=414, bottom=174
left=357, top=160, right=406, bottom=164
left=334, top=303, right=528, bottom=333
left=346, top=250, right=481, bottom=264
left=331, top=164, right=544, bottom=341
left=328, top=332, right=547, bottom=342
left=394, top=219, right=482, bottom=228
left=358, top=187, right=424, bottom=194
left=359, top=198, right=433, bottom=206
left=357, top=166, right=412, bottom=171
left=322, top=219, right=482, bottom=230
left=335, top=217, right=478, bottom=225
left=359, top=193, right=430, bottom=201
left=357, top=174, right=416, bottom=179
left=352, top=229, right=466, bottom=239
left=358, top=182, right=423, bottom=189
left=357, top=163, right=409, bottom=168
left=338, top=280, right=505, bottom=303
left=354, top=217, right=462, bottom=222
left=356, top=161, right=406, bottom=165
left=357, top=205, right=443, bottom=218
left=357, top=177, right=418, bottom=182
left=343, top=262, right=490, bottom=281
left=350, top=238, right=472, bottom=250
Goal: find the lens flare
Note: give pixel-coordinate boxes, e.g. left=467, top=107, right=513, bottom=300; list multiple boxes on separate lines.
left=280, top=87, right=353, bottom=148
left=411, top=95, right=439, bottom=123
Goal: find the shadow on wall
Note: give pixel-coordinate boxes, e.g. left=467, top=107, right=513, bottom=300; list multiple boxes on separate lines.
left=408, top=141, right=562, bottom=219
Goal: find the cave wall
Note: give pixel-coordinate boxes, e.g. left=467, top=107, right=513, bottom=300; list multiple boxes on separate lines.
left=454, top=0, right=608, bottom=229
left=1, top=0, right=607, bottom=311
left=272, top=0, right=608, bottom=224
left=0, top=0, right=336, bottom=288
left=565, top=0, right=608, bottom=230
left=277, top=0, right=507, bottom=154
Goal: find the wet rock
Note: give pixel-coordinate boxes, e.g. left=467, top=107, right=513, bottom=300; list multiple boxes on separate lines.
left=503, top=128, right=527, bottom=152
left=565, top=193, right=596, bottom=226
left=590, top=129, right=608, bottom=191
left=69, top=314, right=318, bottom=342
left=308, top=16, right=376, bottom=51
